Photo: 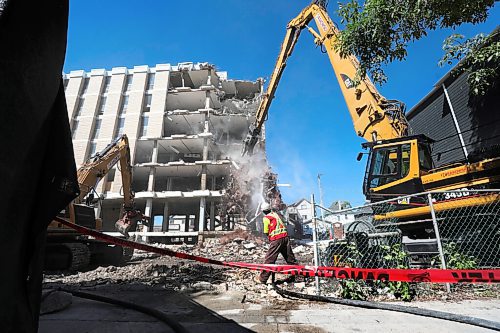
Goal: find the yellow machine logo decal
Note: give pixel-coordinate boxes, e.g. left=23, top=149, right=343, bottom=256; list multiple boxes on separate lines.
left=340, top=73, right=355, bottom=89
left=107, top=155, right=120, bottom=170
left=315, top=13, right=328, bottom=32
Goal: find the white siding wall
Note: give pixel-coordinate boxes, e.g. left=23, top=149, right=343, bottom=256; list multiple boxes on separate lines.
left=66, top=71, right=84, bottom=120
left=73, top=71, right=104, bottom=165
left=99, top=69, right=126, bottom=141
left=111, top=66, right=147, bottom=193
left=148, top=64, right=170, bottom=138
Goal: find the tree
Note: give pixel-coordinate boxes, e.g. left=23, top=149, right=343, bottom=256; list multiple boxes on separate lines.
left=439, top=30, right=499, bottom=96
left=328, top=200, right=352, bottom=212
left=336, top=0, right=498, bottom=95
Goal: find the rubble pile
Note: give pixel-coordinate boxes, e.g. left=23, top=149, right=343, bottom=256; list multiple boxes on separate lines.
left=219, top=160, right=286, bottom=231
left=262, top=170, right=286, bottom=210
left=43, top=235, right=499, bottom=303
left=44, top=232, right=316, bottom=303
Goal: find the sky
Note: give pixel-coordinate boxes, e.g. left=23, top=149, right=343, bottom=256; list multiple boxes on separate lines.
left=64, top=1, right=499, bottom=208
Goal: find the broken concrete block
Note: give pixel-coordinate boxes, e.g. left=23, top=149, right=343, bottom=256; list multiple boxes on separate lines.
left=192, top=281, right=213, bottom=290
left=293, top=245, right=305, bottom=253
left=294, top=282, right=306, bottom=289
left=243, top=242, right=256, bottom=250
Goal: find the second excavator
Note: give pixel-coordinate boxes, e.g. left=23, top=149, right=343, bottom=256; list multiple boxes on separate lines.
left=46, top=134, right=149, bottom=271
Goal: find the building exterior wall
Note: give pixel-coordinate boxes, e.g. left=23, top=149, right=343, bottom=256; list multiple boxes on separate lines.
left=294, top=199, right=312, bottom=221
left=407, top=72, right=500, bottom=167
left=64, top=62, right=263, bottom=233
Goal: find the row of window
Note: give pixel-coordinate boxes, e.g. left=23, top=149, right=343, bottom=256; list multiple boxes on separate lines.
left=72, top=74, right=155, bottom=158
left=72, top=93, right=150, bottom=138
left=73, top=85, right=152, bottom=118
left=86, top=114, right=147, bottom=157
left=64, top=73, right=155, bottom=96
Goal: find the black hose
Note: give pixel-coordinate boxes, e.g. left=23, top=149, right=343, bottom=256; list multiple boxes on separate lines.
left=272, top=282, right=500, bottom=332
left=57, top=288, right=189, bottom=333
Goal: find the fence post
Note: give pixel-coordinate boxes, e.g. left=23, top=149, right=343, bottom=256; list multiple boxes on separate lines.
left=310, top=194, right=320, bottom=295
left=427, top=192, right=451, bottom=293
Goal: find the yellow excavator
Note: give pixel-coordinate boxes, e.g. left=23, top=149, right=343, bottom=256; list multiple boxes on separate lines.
left=242, top=1, right=500, bottom=240
left=46, top=134, right=147, bottom=271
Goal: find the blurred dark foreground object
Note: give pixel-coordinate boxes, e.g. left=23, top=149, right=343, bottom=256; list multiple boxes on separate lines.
left=0, top=0, right=78, bottom=332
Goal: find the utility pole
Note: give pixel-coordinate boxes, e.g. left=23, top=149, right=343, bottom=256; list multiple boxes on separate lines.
left=317, top=173, right=325, bottom=221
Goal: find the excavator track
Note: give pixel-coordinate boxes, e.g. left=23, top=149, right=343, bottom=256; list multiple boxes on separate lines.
left=122, top=246, right=135, bottom=262
left=44, top=242, right=91, bottom=272
left=87, top=241, right=130, bottom=266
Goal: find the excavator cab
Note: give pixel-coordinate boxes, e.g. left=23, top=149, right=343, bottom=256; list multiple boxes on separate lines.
left=362, top=135, right=434, bottom=201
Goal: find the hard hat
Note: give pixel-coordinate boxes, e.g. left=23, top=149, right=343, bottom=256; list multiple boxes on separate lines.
left=261, top=202, right=271, bottom=211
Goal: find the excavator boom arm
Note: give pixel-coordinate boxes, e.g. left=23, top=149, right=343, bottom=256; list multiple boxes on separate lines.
left=75, top=134, right=134, bottom=208
left=242, top=1, right=409, bottom=155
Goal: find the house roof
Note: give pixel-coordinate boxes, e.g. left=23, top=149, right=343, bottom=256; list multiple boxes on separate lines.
left=289, top=198, right=310, bottom=207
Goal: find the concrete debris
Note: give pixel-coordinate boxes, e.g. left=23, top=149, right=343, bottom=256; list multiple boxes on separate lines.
left=294, top=282, right=306, bottom=290
left=243, top=242, right=256, bottom=250
left=220, top=97, right=260, bottom=115
left=219, top=159, right=286, bottom=232
left=44, top=235, right=316, bottom=304
left=292, top=245, right=306, bottom=253
left=191, top=281, right=214, bottom=291
left=219, top=229, right=254, bottom=245
left=232, top=238, right=245, bottom=244
left=43, top=237, right=500, bottom=305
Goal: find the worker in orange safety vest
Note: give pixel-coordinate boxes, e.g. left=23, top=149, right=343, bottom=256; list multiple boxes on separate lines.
left=255, top=202, right=298, bottom=284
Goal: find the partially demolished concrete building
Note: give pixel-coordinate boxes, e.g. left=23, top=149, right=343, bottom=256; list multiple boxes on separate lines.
left=64, top=62, right=267, bottom=240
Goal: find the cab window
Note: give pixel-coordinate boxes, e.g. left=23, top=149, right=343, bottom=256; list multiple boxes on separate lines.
left=369, top=144, right=411, bottom=188
left=418, top=144, right=433, bottom=171
left=401, top=144, right=411, bottom=177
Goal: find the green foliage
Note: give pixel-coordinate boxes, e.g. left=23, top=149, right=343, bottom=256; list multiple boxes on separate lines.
left=387, top=281, right=414, bottom=301
left=338, top=241, right=368, bottom=300
left=439, top=32, right=499, bottom=96
left=339, top=241, right=415, bottom=301
left=346, top=241, right=362, bottom=266
left=380, top=244, right=408, bottom=269
left=328, top=200, right=352, bottom=211
left=340, top=279, right=368, bottom=300
left=336, top=0, right=496, bottom=88
left=443, top=242, right=478, bottom=269
left=379, top=243, right=415, bottom=301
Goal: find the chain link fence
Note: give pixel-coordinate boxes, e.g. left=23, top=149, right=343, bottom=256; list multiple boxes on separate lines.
left=309, top=190, right=500, bottom=296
